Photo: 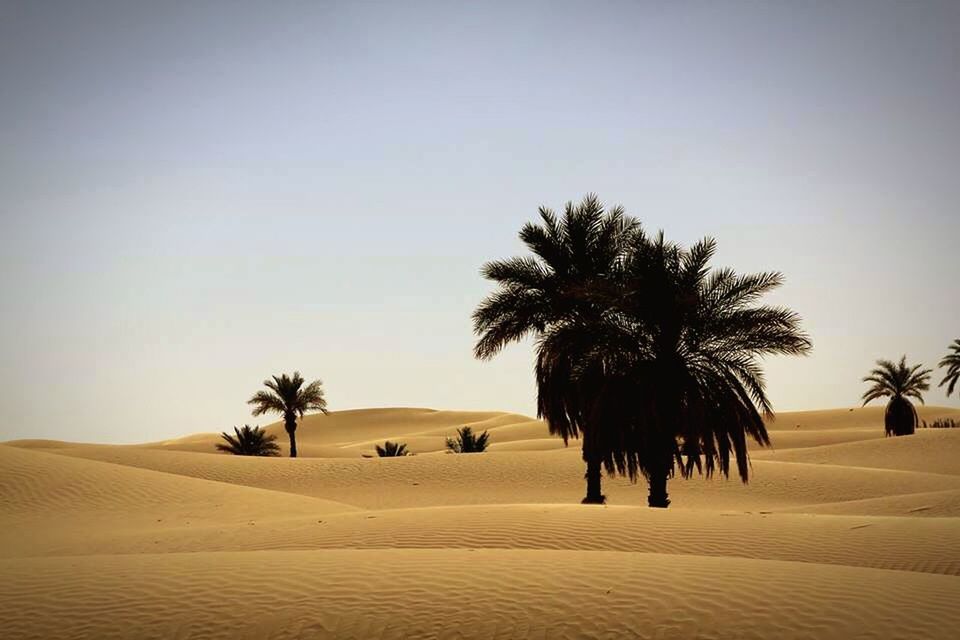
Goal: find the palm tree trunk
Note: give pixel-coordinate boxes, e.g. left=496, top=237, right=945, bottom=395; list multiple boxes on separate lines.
left=647, top=469, right=670, bottom=508
left=648, top=448, right=672, bottom=508
left=285, top=414, right=298, bottom=458
left=581, top=449, right=606, bottom=504
left=649, top=384, right=676, bottom=508
left=287, top=429, right=297, bottom=458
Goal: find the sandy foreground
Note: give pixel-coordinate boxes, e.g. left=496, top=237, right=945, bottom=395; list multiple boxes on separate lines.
left=2, top=406, right=960, bottom=639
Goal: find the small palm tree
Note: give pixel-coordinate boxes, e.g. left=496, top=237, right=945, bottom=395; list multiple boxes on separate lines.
left=216, top=425, right=280, bottom=456
left=375, top=441, right=410, bottom=457
left=939, top=339, right=960, bottom=398
left=862, top=356, right=932, bottom=436
left=445, top=426, right=490, bottom=453
left=248, top=372, right=328, bottom=457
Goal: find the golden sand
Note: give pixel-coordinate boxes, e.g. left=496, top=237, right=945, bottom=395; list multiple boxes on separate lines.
left=2, top=405, right=959, bottom=638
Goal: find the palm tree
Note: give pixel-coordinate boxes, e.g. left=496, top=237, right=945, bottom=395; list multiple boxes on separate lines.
left=475, top=196, right=810, bottom=506
left=375, top=441, right=410, bottom=457
left=248, top=372, right=328, bottom=457
left=939, top=339, right=960, bottom=398
left=473, top=194, right=638, bottom=503
left=580, top=231, right=812, bottom=507
left=862, top=356, right=932, bottom=436
left=216, top=425, right=281, bottom=457
left=445, top=426, right=490, bottom=453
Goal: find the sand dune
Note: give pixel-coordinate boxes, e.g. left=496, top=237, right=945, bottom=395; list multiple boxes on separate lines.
left=2, top=550, right=958, bottom=640
left=11, top=405, right=943, bottom=458
left=763, top=405, right=960, bottom=431
left=10, top=502, right=959, bottom=577
left=754, top=428, right=960, bottom=475
left=781, top=488, right=960, bottom=518
left=22, top=441, right=960, bottom=511
left=2, top=405, right=960, bottom=638
left=0, top=445, right=354, bottom=517
left=0, top=444, right=358, bottom=561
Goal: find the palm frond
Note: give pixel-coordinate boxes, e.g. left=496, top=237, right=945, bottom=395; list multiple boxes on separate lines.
left=248, top=372, right=328, bottom=431
left=862, top=356, right=931, bottom=406
left=937, top=339, right=960, bottom=396
left=474, top=194, right=637, bottom=360
left=248, top=390, right=285, bottom=416
left=297, top=379, right=328, bottom=415
left=680, top=236, right=717, bottom=288
left=481, top=256, right=551, bottom=291
left=472, top=288, right=548, bottom=359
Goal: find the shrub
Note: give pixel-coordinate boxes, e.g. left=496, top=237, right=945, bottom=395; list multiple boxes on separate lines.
left=216, top=425, right=281, bottom=456
left=375, top=441, right=410, bottom=456
left=445, top=426, right=490, bottom=453
left=922, top=418, right=959, bottom=429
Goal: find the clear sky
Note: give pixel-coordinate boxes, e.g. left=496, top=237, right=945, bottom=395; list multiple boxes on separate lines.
left=1, top=1, right=958, bottom=443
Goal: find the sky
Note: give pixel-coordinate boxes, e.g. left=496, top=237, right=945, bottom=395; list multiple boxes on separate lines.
left=1, top=1, right=958, bottom=444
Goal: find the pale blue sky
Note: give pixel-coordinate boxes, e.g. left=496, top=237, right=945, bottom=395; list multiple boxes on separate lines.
left=1, top=1, right=958, bottom=443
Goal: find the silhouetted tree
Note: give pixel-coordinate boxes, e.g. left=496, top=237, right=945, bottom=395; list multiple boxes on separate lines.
left=475, top=195, right=811, bottom=507
left=248, top=372, right=327, bottom=457
left=375, top=441, right=410, bottom=457
left=862, top=356, right=932, bottom=436
left=445, top=426, right=490, bottom=453
left=939, top=339, right=960, bottom=398
left=216, top=425, right=280, bottom=457
left=473, top=194, right=637, bottom=503
left=565, top=231, right=811, bottom=507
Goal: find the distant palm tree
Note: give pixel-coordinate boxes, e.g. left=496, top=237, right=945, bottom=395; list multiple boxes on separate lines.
left=574, top=231, right=812, bottom=507
left=939, top=339, right=960, bottom=398
left=216, top=425, right=280, bottom=457
left=862, top=356, right=932, bottom=436
left=248, top=372, right=327, bottom=457
left=473, top=194, right=638, bottom=503
left=375, top=441, right=410, bottom=457
left=445, top=426, right=490, bottom=453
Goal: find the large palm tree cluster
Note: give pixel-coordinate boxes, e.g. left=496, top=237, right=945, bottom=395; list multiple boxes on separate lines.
left=474, top=195, right=812, bottom=507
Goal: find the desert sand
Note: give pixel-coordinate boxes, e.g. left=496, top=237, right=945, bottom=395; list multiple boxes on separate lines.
left=2, top=405, right=960, bottom=639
